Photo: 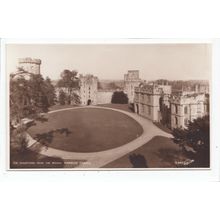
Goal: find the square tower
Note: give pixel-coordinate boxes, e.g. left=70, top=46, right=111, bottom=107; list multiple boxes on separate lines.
left=79, top=74, right=98, bottom=105
left=170, top=92, right=209, bottom=129
left=124, top=70, right=141, bottom=103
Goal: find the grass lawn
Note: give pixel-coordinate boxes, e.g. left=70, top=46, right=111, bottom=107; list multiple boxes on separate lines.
left=103, top=136, right=187, bottom=168
left=28, top=108, right=143, bottom=153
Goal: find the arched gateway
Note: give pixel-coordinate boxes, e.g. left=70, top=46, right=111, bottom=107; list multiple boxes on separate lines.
left=87, top=99, right=91, bottom=105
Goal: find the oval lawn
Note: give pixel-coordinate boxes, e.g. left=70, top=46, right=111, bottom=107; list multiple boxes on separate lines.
left=28, top=107, right=143, bottom=152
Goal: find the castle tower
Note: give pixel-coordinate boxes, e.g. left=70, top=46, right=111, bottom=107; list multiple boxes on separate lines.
left=18, top=57, right=41, bottom=75
left=124, top=70, right=141, bottom=103
left=170, top=92, right=208, bottom=129
left=134, top=83, right=171, bottom=122
left=79, top=74, right=98, bottom=105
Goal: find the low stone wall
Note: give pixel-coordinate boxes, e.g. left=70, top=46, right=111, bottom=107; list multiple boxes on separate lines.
left=97, top=91, right=114, bottom=104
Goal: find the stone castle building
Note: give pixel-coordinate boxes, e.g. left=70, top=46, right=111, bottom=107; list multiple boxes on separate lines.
left=124, top=70, right=142, bottom=103
left=13, top=58, right=209, bottom=129
left=170, top=92, right=209, bottom=129
left=134, top=81, right=209, bottom=129
left=79, top=74, right=98, bottom=105
left=134, top=83, right=172, bottom=122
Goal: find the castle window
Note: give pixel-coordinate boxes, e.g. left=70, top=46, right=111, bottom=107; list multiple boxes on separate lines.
left=197, top=103, right=202, bottom=113
left=141, top=94, right=144, bottom=102
left=148, top=106, right=151, bottom=115
left=175, top=105, right=178, bottom=114
left=184, top=106, right=188, bottom=114
left=175, top=117, right=178, bottom=125
left=142, top=104, right=144, bottom=114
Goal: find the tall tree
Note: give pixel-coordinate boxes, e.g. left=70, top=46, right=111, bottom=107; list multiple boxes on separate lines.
left=172, top=115, right=210, bottom=167
left=57, top=70, right=80, bottom=104
left=58, top=89, right=67, bottom=105
left=44, top=77, right=56, bottom=106
left=10, top=73, right=53, bottom=151
left=28, top=74, right=50, bottom=113
left=10, top=77, right=31, bottom=124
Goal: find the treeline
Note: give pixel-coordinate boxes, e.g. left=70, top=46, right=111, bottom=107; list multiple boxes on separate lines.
left=10, top=73, right=56, bottom=125
left=10, top=68, right=81, bottom=151
left=98, top=80, right=124, bottom=90
left=154, top=79, right=209, bottom=90
left=10, top=71, right=56, bottom=152
left=56, top=70, right=80, bottom=105
left=173, top=115, right=210, bottom=168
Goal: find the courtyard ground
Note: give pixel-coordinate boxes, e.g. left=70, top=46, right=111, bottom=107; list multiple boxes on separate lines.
left=23, top=106, right=172, bottom=168
left=11, top=105, right=186, bottom=169
left=103, top=136, right=186, bottom=168
left=28, top=107, right=143, bottom=152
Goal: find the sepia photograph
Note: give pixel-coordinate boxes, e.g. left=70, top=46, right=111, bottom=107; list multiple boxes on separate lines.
left=1, top=2, right=220, bottom=220
left=6, top=42, right=211, bottom=170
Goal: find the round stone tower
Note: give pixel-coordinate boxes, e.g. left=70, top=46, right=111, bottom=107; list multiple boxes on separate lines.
left=18, top=57, right=41, bottom=75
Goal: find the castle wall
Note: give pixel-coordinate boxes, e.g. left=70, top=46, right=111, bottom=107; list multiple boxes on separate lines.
left=97, top=91, right=114, bottom=104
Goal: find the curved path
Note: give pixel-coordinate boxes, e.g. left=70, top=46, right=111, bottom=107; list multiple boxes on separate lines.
left=27, top=106, right=172, bottom=168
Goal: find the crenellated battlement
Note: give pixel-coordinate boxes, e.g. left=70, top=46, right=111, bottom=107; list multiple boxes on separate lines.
left=135, top=83, right=171, bottom=95
left=18, top=57, right=41, bottom=65
left=18, top=57, right=41, bottom=75
left=170, top=92, right=206, bottom=105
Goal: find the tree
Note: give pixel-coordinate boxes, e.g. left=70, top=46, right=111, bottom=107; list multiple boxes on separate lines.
left=172, top=115, right=210, bottom=167
left=10, top=124, right=28, bottom=152
left=44, top=77, right=56, bottom=106
left=57, top=69, right=80, bottom=104
left=108, top=82, right=120, bottom=90
left=10, top=73, right=53, bottom=151
left=28, top=74, right=50, bottom=113
left=111, top=91, right=128, bottom=104
left=10, top=77, right=32, bottom=124
left=58, top=89, right=67, bottom=105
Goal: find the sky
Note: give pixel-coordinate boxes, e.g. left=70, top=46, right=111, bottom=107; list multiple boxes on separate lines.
left=6, top=43, right=211, bottom=81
